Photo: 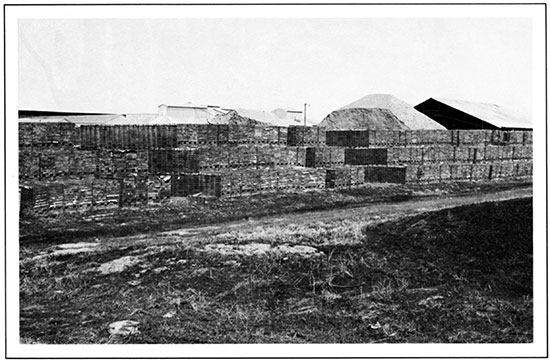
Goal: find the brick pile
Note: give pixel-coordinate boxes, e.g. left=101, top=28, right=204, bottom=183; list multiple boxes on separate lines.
left=326, top=166, right=367, bottom=188
left=287, top=126, right=326, bottom=146
left=19, top=123, right=77, bottom=146
left=213, top=166, right=326, bottom=196
left=18, top=122, right=533, bottom=214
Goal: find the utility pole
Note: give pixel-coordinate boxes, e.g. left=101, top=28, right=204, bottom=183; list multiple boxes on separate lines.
left=303, top=103, right=309, bottom=126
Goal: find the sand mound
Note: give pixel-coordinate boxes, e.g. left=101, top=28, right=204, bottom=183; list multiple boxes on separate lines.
left=319, top=108, right=408, bottom=130
left=340, top=94, right=445, bottom=130
left=210, top=110, right=264, bottom=126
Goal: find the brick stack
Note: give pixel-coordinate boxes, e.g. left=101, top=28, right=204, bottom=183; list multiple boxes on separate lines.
left=18, top=121, right=533, bottom=214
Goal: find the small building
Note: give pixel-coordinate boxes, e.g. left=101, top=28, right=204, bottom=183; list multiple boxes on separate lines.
left=414, top=98, right=532, bottom=130
left=271, top=108, right=303, bottom=125
left=158, top=103, right=233, bottom=124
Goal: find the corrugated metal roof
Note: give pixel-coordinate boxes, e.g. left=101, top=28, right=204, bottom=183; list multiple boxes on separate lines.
left=106, top=114, right=178, bottom=125
left=432, top=98, right=532, bottom=129
left=64, top=114, right=124, bottom=125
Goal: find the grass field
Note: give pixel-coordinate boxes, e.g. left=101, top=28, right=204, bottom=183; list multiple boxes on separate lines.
left=20, top=196, right=532, bottom=344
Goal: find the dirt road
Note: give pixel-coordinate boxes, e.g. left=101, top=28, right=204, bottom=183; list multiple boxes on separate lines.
left=108, top=185, right=532, bottom=248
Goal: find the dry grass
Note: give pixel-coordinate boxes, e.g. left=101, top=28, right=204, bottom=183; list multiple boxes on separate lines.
left=20, top=197, right=532, bottom=344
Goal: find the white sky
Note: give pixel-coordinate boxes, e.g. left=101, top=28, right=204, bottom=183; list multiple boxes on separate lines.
left=19, top=17, right=532, bottom=122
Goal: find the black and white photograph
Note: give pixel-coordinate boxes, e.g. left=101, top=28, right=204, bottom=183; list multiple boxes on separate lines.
left=4, top=2, right=547, bottom=358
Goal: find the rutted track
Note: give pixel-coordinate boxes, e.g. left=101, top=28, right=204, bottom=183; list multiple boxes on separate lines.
left=106, top=185, right=533, bottom=248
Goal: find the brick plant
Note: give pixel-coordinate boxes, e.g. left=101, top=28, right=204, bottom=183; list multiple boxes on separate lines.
left=18, top=123, right=532, bottom=215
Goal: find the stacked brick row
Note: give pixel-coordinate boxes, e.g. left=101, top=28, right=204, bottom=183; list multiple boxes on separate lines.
left=324, top=129, right=533, bottom=185
left=79, top=125, right=177, bottom=149
left=326, top=129, right=531, bottom=147
left=20, top=145, right=324, bottom=180
left=20, top=148, right=152, bottom=180
left=359, top=161, right=533, bottom=184
left=402, top=161, right=533, bottom=183
left=81, top=124, right=291, bottom=149
left=287, top=126, right=327, bottom=146
left=325, top=166, right=366, bottom=188
left=24, top=178, right=121, bottom=213
left=176, top=124, right=289, bottom=145
left=210, top=167, right=327, bottom=196
left=19, top=123, right=294, bottom=149
left=19, top=124, right=531, bottom=150
left=303, top=147, right=346, bottom=167
left=19, top=123, right=77, bottom=146
left=385, top=144, right=532, bottom=164
left=23, top=176, right=178, bottom=214
left=167, top=167, right=327, bottom=198
left=171, top=173, right=222, bottom=197
left=195, top=145, right=309, bottom=170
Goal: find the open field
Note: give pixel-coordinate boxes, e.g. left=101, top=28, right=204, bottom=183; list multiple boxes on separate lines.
left=20, top=185, right=532, bottom=344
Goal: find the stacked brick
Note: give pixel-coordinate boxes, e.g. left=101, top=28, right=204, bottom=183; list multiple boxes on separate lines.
left=364, top=166, right=408, bottom=184
left=148, top=149, right=199, bottom=174
left=325, top=129, right=528, bottom=148
left=381, top=144, right=532, bottom=165
left=19, top=123, right=77, bottom=147
left=326, top=166, right=366, bottom=188
left=24, top=176, right=181, bottom=214
left=304, top=147, right=346, bottom=167
left=171, top=173, right=222, bottom=197
left=192, top=145, right=309, bottom=170
left=287, top=126, right=326, bottom=146
left=79, top=125, right=178, bottom=150
left=23, top=178, right=121, bottom=213
left=176, top=124, right=288, bottom=145
left=211, top=167, right=326, bottom=196
left=20, top=148, right=97, bottom=180
left=18, top=121, right=533, bottom=214
left=392, top=161, right=533, bottom=183
left=344, top=148, right=388, bottom=165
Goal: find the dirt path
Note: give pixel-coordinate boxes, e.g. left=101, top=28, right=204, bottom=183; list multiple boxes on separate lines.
left=107, top=186, right=532, bottom=248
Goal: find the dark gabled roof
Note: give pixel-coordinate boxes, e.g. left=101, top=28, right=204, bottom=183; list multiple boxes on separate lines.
left=415, top=98, right=532, bottom=130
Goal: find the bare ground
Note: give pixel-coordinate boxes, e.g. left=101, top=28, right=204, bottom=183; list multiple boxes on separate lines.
left=19, top=185, right=533, bottom=344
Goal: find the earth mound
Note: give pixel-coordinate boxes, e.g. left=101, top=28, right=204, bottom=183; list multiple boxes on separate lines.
left=340, top=94, right=445, bottom=130
left=210, top=110, right=265, bottom=126
left=319, top=107, right=408, bottom=130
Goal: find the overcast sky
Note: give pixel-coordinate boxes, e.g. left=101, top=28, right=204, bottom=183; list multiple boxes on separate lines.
left=19, top=17, right=532, bottom=122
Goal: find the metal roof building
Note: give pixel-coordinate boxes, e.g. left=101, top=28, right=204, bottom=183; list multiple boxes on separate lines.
left=414, top=98, right=532, bottom=130
left=158, top=103, right=234, bottom=124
